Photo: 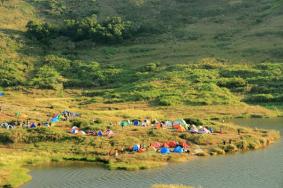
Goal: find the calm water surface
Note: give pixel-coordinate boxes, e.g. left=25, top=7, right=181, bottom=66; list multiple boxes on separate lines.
left=23, top=118, right=283, bottom=188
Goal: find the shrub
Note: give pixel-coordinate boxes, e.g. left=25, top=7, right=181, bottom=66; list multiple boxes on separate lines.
left=183, top=118, right=203, bottom=126
left=244, top=94, right=274, bottom=103
left=43, top=55, right=71, bottom=71
left=71, top=119, right=89, bottom=129
left=0, top=131, right=13, bottom=144
left=156, top=95, right=182, bottom=106
left=26, top=16, right=135, bottom=44
left=30, top=66, right=64, bottom=90
left=143, top=63, right=158, bottom=72
left=0, top=60, right=25, bottom=87
left=217, top=77, right=247, bottom=90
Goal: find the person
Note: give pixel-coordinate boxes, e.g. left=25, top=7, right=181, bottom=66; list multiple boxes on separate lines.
left=223, top=140, right=226, bottom=145
left=115, top=149, right=119, bottom=158
left=142, top=120, right=147, bottom=127
left=237, top=128, right=241, bottom=135
left=208, top=127, right=213, bottom=133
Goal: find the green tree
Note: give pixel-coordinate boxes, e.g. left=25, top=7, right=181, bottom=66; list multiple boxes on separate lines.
left=31, top=66, right=64, bottom=90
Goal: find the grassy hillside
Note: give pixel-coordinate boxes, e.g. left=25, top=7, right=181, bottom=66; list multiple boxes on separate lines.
left=0, top=0, right=283, bottom=107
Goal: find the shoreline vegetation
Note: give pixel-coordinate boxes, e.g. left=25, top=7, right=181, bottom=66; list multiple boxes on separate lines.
left=0, top=91, right=281, bottom=188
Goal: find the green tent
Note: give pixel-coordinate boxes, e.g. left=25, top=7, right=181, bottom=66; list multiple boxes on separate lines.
left=173, top=119, right=188, bottom=129
left=120, top=120, right=130, bottom=127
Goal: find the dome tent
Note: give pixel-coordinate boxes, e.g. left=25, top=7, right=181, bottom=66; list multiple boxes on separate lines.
left=173, top=146, right=184, bottom=153
left=160, top=147, right=170, bottom=154
left=132, top=144, right=140, bottom=152
left=132, top=119, right=140, bottom=126
left=120, top=120, right=130, bottom=127
left=173, top=119, right=187, bottom=126
left=97, top=130, right=103, bottom=136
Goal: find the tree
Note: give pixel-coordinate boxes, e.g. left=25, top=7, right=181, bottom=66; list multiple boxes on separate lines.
left=31, top=66, right=64, bottom=90
left=26, top=21, right=57, bottom=43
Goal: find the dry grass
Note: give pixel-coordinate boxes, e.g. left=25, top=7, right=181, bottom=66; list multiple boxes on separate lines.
left=0, top=90, right=278, bottom=123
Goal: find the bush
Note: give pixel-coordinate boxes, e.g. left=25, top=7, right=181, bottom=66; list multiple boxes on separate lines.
left=244, top=94, right=274, bottom=103
left=156, top=95, right=182, bottom=106
left=0, top=60, right=25, bottom=87
left=71, top=119, right=89, bottom=129
left=217, top=77, right=247, bottom=90
left=43, top=55, right=71, bottom=71
left=0, top=131, right=13, bottom=144
left=26, top=16, right=135, bottom=44
left=30, top=66, right=64, bottom=90
left=143, top=63, right=158, bottom=72
left=183, top=118, right=203, bottom=126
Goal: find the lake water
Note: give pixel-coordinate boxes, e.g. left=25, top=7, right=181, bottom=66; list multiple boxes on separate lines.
left=22, top=118, right=283, bottom=188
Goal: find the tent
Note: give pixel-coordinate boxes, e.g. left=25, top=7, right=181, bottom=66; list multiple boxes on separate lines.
left=30, top=123, right=36, bottom=128
left=173, top=119, right=187, bottom=126
left=177, top=126, right=186, bottom=132
left=165, top=121, right=173, bottom=127
left=151, top=142, right=162, bottom=149
left=51, top=114, right=61, bottom=123
left=190, top=125, right=198, bottom=134
left=156, top=123, right=161, bottom=129
left=133, top=120, right=140, bottom=126
left=198, top=127, right=211, bottom=134
left=120, top=120, right=130, bottom=127
left=71, top=126, right=79, bottom=134
left=173, top=146, right=184, bottom=153
left=0, top=92, right=4, bottom=97
left=166, top=141, right=177, bottom=148
left=97, top=130, right=103, bottom=136
left=179, top=141, right=189, bottom=149
left=163, top=143, right=169, bottom=148
left=160, top=147, right=170, bottom=154
left=142, top=119, right=150, bottom=126
left=132, top=144, right=140, bottom=152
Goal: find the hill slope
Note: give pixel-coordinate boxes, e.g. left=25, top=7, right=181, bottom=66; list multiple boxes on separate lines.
left=0, top=0, right=283, bottom=106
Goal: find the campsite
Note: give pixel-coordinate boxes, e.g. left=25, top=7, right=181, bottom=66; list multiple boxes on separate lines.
left=1, top=0, right=283, bottom=187
left=0, top=91, right=281, bottom=187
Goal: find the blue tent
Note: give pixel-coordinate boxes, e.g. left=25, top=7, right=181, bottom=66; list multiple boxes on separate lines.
left=97, top=130, right=103, bottom=136
left=160, top=147, right=170, bottom=154
left=30, top=123, right=36, bottom=128
left=0, top=92, right=4, bottom=97
left=51, top=116, right=59, bottom=123
left=133, top=120, right=140, bottom=126
left=173, top=146, right=184, bottom=153
left=132, top=144, right=140, bottom=152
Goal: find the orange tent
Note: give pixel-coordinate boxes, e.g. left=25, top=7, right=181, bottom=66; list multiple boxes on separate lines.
left=177, top=126, right=186, bottom=132
left=179, top=141, right=189, bottom=148
left=165, top=141, right=177, bottom=148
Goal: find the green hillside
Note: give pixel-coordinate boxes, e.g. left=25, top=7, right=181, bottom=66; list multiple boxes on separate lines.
left=0, top=0, right=283, bottom=106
